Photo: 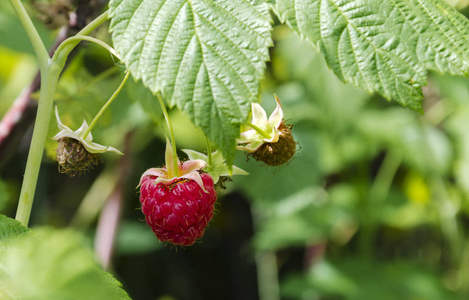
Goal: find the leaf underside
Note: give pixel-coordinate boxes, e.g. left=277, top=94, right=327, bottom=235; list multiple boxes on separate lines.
left=272, top=0, right=469, bottom=112
left=109, top=0, right=272, bottom=164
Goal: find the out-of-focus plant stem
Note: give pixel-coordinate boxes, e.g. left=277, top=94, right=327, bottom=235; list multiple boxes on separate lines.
left=359, top=151, right=401, bottom=258
left=95, top=132, right=132, bottom=269
left=252, top=207, right=280, bottom=300
left=432, top=177, right=462, bottom=264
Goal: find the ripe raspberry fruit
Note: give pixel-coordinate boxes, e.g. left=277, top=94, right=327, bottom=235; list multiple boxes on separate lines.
left=138, top=137, right=217, bottom=246
left=139, top=172, right=217, bottom=246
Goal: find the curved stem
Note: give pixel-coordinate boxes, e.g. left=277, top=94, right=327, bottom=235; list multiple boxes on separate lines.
left=9, top=0, right=49, bottom=72
left=77, top=10, right=110, bottom=36
left=82, top=71, right=130, bottom=139
left=16, top=68, right=61, bottom=226
left=157, top=93, right=179, bottom=176
left=247, top=122, right=271, bottom=139
left=56, top=35, right=120, bottom=61
left=51, top=10, right=110, bottom=69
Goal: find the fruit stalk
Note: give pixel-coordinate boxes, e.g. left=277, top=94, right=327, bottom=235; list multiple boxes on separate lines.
left=157, top=93, right=179, bottom=177
left=82, top=71, right=130, bottom=139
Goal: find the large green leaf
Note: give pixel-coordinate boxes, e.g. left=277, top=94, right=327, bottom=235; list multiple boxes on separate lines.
left=272, top=0, right=469, bottom=111
left=0, top=221, right=130, bottom=300
left=108, top=0, right=272, bottom=164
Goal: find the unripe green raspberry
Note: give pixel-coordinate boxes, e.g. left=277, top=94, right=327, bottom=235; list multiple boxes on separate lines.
left=236, top=94, right=298, bottom=166
left=251, top=122, right=296, bottom=166
left=56, top=137, right=101, bottom=176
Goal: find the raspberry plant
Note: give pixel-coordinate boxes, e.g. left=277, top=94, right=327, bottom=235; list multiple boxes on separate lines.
left=3, top=0, right=469, bottom=298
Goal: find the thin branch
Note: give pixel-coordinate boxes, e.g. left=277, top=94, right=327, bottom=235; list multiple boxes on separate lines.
left=9, top=0, right=50, bottom=71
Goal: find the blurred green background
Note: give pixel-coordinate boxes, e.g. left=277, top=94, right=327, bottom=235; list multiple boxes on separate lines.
left=3, top=1, right=469, bottom=299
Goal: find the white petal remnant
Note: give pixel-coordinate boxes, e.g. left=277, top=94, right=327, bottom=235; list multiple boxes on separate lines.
left=236, top=94, right=284, bottom=153
left=52, top=107, right=123, bottom=155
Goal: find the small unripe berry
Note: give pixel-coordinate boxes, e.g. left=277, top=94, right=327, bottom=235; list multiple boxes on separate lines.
left=251, top=122, right=296, bottom=166
left=56, top=137, right=101, bottom=176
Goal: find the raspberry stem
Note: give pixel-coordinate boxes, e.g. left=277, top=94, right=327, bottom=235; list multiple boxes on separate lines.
left=157, top=93, right=179, bottom=177
left=51, top=11, right=110, bottom=70
left=56, top=35, right=121, bottom=62
left=82, top=71, right=130, bottom=139
left=16, top=68, right=60, bottom=227
left=9, top=0, right=49, bottom=72
left=11, top=5, right=110, bottom=226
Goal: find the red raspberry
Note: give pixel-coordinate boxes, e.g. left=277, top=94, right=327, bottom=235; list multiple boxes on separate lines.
left=139, top=172, right=217, bottom=246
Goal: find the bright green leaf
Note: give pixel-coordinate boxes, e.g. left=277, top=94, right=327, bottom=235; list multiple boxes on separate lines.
left=0, top=215, right=29, bottom=248
left=0, top=227, right=130, bottom=300
left=108, top=0, right=273, bottom=164
left=271, top=0, right=469, bottom=111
